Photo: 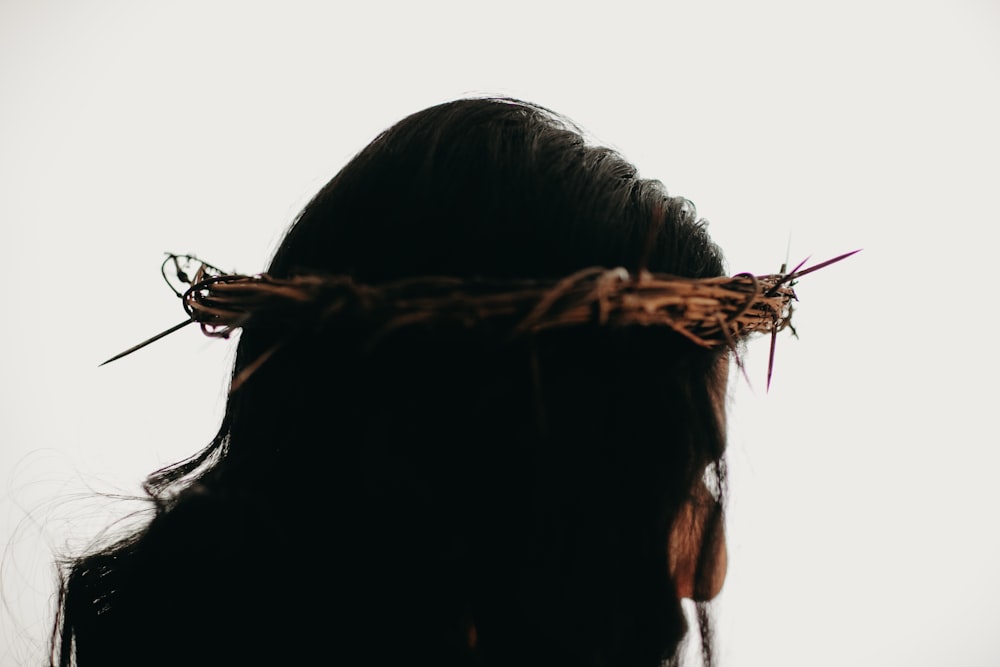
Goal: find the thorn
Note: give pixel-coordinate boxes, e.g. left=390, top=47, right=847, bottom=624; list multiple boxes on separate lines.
left=762, top=248, right=861, bottom=389
left=786, top=255, right=811, bottom=278
left=767, top=249, right=859, bottom=294
left=766, top=327, right=778, bottom=392
left=99, top=319, right=195, bottom=367
left=787, top=248, right=862, bottom=280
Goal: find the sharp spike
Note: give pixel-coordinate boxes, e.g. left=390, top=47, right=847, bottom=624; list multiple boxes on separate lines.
left=99, top=319, right=195, bottom=367
left=787, top=248, right=862, bottom=280
left=766, top=326, right=778, bottom=392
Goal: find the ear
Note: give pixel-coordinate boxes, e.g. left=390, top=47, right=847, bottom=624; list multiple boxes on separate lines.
left=668, top=483, right=727, bottom=601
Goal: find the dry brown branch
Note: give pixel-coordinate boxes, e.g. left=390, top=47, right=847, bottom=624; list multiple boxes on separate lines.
left=100, top=250, right=860, bottom=392
left=181, top=268, right=796, bottom=349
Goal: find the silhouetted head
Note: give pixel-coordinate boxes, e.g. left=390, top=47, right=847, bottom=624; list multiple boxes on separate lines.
left=58, top=97, right=730, bottom=667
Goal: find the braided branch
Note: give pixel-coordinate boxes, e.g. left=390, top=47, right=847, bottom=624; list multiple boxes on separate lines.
left=100, top=250, right=859, bottom=389
left=182, top=267, right=796, bottom=348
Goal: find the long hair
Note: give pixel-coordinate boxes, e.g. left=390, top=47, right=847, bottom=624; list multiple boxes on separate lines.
left=54, top=97, right=729, bottom=667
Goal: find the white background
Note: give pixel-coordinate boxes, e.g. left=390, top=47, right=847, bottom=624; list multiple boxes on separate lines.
left=2, top=1, right=998, bottom=665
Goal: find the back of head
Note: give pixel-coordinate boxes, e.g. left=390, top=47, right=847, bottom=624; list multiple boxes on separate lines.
left=57, top=97, right=729, bottom=667
left=265, top=97, right=722, bottom=282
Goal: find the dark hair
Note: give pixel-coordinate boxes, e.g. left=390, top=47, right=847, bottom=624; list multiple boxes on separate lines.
left=54, top=97, right=729, bottom=667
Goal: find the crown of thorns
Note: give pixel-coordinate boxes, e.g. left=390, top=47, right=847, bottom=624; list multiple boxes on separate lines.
left=102, top=250, right=858, bottom=390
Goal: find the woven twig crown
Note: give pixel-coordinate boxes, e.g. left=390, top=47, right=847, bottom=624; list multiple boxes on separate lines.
left=101, top=250, right=859, bottom=389
left=183, top=269, right=791, bottom=347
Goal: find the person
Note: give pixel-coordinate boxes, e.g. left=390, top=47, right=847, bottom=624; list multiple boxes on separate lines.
left=52, top=97, right=787, bottom=666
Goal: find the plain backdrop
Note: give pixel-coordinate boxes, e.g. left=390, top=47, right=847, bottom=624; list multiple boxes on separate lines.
left=2, top=1, right=998, bottom=665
